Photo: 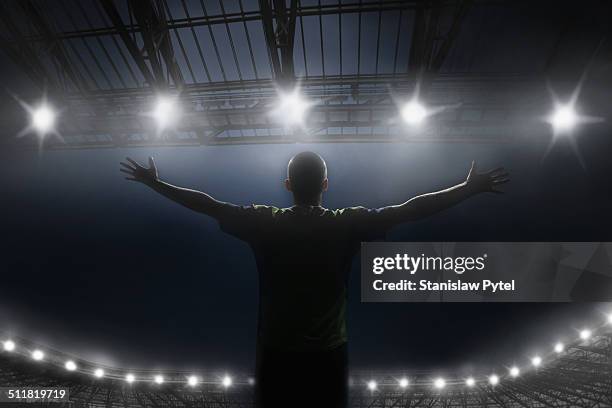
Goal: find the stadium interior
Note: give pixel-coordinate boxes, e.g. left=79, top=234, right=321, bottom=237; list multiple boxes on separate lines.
left=1, top=0, right=612, bottom=407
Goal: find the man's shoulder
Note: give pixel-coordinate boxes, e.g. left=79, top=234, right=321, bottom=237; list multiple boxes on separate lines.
left=332, top=206, right=370, bottom=216
left=239, top=204, right=284, bottom=220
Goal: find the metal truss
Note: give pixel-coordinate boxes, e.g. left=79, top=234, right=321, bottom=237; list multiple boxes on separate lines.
left=14, top=72, right=549, bottom=149
left=0, top=0, right=557, bottom=149
left=0, top=332, right=610, bottom=407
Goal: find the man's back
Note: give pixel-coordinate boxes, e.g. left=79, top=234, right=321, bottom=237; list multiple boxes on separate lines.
left=219, top=204, right=389, bottom=351
left=120, top=152, right=507, bottom=408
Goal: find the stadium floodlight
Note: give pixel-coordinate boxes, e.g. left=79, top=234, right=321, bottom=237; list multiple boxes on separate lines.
left=398, top=378, right=409, bottom=388
left=154, top=375, right=164, bottom=384
left=550, top=105, right=577, bottom=132
left=152, top=96, right=180, bottom=130
left=222, top=375, right=232, bottom=388
left=65, top=360, right=77, bottom=371
left=401, top=101, right=427, bottom=125
left=531, top=356, right=542, bottom=367
left=367, top=380, right=377, bottom=391
left=31, top=350, right=44, bottom=361
left=3, top=340, right=15, bottom=352
left=248, top=377, right=255, bottom=386
left=94, top=368, right=105, bottom=378
left=489, top=374, right=499, bottom=386
left=31, top=105, right=56, bottom=134
left=608, top=313, right=612, bottom=324
left=126, top=374, right=135, bottom=384
left=187, top=375, right=199, bottom=387
left=580, top=329, right=591, bottom=340
left=465, top=377, right=475, bottom=387
left=554, top=342, right=564, bottom=353
left=434, top=378, right=446, bottom=390
left=270, top=88, right=312, bottom=127
left=509, top=366, right=520, bottom=378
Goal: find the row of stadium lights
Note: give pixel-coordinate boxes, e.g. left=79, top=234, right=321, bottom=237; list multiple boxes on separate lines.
left=1, top=339, right=239, bottom=388
left=2, top=314, right=611, bottom=390
left=364, top=329, right=590, bottom=392
left=23, top=87, right=587, bottom=140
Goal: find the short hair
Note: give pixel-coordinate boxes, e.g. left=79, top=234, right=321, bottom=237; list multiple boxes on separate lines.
left=287, top=151, right=327, bottom=200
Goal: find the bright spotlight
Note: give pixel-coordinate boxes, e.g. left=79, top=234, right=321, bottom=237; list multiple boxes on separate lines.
left=398, top=378, right=409, bottom=388
left=31, top=350, right=44, bottom=361
left=580, top=329, right=591, bottom=340
left=550, top=105, right=577, bottom=132
left=509, top=366, right=520, bottom=378
left=94, top=368, right=105, bottom=378
left=152, top=96, right=180, bottom=130
left=154, top=375, right=164, bottom=384
left=222, top=375, right=232, bottom=388
left=608, top=314, right=612, bottom=324
left=126, top=374, right=135, bottom=383
left=401, top=101, right=427, bottom=125
left=187, top=375, right=199, bottom=387
left=367, top=380, right=377, bottom=391
left=271, top=88, right=312, bottom=126
left=531, top=356, right=542, bottom=367
left=465, top=377, right=475, bottom=387
left=3, top=340, right=15, bottom=352
left=31, top=105, right=56, bottom=133
left=65, top=361, right=77, bottom=371
left=248, top=377, right=255, bottom=386
left=554, top=342, right=564, bottom=353
left=489, top=374, right=499, bottom=386
left=434, top=378, right=446, bottom=390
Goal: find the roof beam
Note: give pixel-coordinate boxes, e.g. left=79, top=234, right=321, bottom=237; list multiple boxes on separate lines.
left=0, top=6, right=52, bottom=91
left=128, top=0, right=184, bottom=88
left=19, top=0, right=89, bottom=92
left=430, top=0, right=473, bottom=71
left=100, top=0, right=157, bottom=87
left=408, top=1, right=473, bottom=97
left=0, top=1, right=87, bottom=92
left=259, top=0, right=298, bottom=84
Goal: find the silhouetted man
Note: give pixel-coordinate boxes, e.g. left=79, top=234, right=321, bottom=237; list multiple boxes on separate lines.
left=120, top=152, right=508, bottom=407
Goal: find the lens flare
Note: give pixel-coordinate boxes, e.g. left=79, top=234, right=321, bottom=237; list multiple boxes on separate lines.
left=531, top=356, right=542, bottom=367
left=222, top=375, right=232, bottom=388
left=2, top=340, right=15, bottom=352
left=401, top=101, right=427, bottom=125
left=32, top=105, right=56, bottom=133
left=509, top=366, right=520, bottom=378
left=31, top=350, right=44, bottom=361
left=270, top=87, right=313, bottom=127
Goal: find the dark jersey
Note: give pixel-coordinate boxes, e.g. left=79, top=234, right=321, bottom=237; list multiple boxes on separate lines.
left=217, top=204, right=393, bottom=351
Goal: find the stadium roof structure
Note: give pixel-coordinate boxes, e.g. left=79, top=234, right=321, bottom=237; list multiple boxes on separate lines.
left=0, top=0, right=608, bottom=149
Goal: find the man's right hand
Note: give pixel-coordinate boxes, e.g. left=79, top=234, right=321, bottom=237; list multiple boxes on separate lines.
left=120, top=156, right=159, bottom=186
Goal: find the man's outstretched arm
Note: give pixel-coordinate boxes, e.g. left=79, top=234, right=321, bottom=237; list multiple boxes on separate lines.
left=120, top=156, right=228, bottom=218
left=381, top=161, right=509, bottom=223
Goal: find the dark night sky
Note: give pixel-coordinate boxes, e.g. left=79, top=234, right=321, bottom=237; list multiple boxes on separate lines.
left=1, top=136, right=611, bottom=373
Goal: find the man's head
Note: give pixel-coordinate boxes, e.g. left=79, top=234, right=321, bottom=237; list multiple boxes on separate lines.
left=285, top=151, right=328, bottom=205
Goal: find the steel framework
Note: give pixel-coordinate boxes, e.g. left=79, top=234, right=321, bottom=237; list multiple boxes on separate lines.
left=0, top=0, right=593, bottom=149
left=0, top=331, right=610, bottom=407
